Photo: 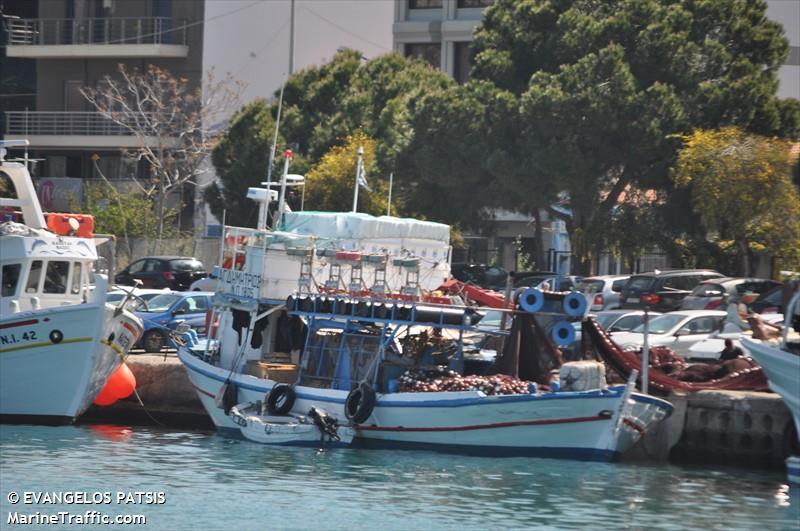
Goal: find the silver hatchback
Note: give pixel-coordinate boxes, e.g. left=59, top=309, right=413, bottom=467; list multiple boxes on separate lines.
left=577, top=275, right=630, bottom=311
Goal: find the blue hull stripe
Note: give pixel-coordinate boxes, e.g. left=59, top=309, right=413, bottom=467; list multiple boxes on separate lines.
left=182, top=354, right=672, bottom=412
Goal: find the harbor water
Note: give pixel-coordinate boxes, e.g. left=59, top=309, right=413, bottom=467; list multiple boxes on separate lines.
left=0, top=424, right=797, bottom=530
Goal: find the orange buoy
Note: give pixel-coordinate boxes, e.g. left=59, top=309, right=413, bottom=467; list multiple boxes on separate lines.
left=93, top=363, right=137, bottom=407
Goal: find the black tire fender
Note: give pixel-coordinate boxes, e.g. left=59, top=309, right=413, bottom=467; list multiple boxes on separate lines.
left=345, top=383, right=376, bottom=424
left=266, top=384, right=296, bottom=415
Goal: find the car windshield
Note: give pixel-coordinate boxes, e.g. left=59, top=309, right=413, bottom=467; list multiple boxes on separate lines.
left=578, top=280, right=604, bottom=293
left=106, top=292, right=126, bottom=303
left=631, top=314, right=685, bottom=334
left=626, top=277, right=655, bottom=291
left=691, top=283, right=725, bottom=297
left=170, top=259, right=204, bottom=272
left=141, top=293, right=181, bottom=312
left=596, top=313, right=623, bottom=329
left=514, top=276, right=551, bottom=288
left=479, top=310, right=504, bottom=328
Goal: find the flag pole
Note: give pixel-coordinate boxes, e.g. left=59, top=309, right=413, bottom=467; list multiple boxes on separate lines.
left=352, top=145, right=363, bottom=213
left=387, top=172, right=393, bottom=216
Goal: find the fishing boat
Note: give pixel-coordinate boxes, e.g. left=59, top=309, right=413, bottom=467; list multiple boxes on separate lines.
left=742, top=291, right=800, bottom=485
left=0, top=140, right=143, bottom=424
left=177, top=150, right=672, bottom=460
left=230, top=402, right=354, bottom=447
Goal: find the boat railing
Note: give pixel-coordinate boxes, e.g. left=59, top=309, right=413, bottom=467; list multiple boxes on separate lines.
left=286, top=294, right=482, bottom=331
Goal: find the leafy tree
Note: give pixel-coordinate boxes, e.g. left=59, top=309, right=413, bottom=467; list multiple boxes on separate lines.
left=673, top=127, right=800, bottom=274
left=468, top=0, right=798, bottom=273
left=82, top=64, right=241, bottom=252
left=205, top=99, right=289, bottom=228
left=303, top=132, right=386, bottom=215
left=208, top=50, right=453, bottom=224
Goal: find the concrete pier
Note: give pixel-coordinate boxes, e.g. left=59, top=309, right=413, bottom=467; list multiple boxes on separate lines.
left=80, top=354, right=213, bottom=430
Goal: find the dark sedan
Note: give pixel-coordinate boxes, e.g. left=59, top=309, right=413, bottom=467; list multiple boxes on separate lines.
left=115, top=256, right=207, bottom=291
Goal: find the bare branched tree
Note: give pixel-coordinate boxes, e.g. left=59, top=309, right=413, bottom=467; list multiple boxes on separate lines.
left=81, top=64, right=242, bottom=253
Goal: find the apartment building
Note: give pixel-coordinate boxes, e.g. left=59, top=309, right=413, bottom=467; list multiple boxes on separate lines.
left=1, top=0, right=203, bottom=227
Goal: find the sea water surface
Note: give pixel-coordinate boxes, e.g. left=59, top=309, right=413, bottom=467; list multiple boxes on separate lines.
left=0, top=424, right=797, bottom=530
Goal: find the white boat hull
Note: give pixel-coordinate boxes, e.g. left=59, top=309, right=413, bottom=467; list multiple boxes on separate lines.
left=0, top=303, right=142, bottom=423
left=741, top=338, right=800, bottom=438
left=179, top=348, right=672, bottom=460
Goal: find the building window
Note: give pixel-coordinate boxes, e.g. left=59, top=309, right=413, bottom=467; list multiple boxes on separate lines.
left=405, top=43, right=441, bottom=68
left=458, top=0, right=494, bottom=7
left=409, top=0, right=442, bottom=8
left=454, top=42, right=471, bottom=83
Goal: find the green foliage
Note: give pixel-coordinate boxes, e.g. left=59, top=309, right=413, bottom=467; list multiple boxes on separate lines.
left=206, top=99, right=287, bottom=227
left=466, top=0, right=798, bottom=271
left=79, top=183, right=177, bottom=239
left=209, top=50, right=452, bottom=223
left=673, top=127, right=800, bottom=273
left=303, top=132, right=386, bottom=215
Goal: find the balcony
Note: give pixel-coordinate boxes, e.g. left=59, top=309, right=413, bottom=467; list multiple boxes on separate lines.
left=4, top=111, right=175, bottom=149
left=5, top=17, right=189, bottom=58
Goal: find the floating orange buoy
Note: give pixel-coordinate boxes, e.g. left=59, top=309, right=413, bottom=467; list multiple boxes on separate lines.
left=94, top=363, right=137, bottom=407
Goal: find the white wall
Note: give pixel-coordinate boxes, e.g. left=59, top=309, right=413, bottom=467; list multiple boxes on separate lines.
left=203, top=0, right=394, bottom=108
left=767, top=0, right=800, bottom=99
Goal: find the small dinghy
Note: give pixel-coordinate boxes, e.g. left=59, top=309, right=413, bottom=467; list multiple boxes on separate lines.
left=230, top=403, right=355, bottom=447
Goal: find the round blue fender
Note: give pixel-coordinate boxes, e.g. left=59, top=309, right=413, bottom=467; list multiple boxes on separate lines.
left=562, top=291, right=588, bottom=317
left=519, top=287, right=545, bottom=313
left=551, top=320, right=576, bottom=346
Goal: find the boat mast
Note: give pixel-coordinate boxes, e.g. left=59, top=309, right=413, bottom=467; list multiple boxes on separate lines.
left=263, top=79, right=286, bottom=230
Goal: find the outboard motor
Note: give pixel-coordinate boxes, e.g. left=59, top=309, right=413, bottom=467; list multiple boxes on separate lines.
left=308, top=407, right=341, bottom=441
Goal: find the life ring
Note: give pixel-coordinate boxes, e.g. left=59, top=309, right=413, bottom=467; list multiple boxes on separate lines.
left=345, top=383, right=376, bottom=424
left=266, top=384, right=296, bottom=415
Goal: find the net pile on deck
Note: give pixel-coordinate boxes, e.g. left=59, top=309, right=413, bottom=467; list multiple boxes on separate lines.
left=583, top=317, right=768, bottom=394
left=397, top=368, right=534, bottom=395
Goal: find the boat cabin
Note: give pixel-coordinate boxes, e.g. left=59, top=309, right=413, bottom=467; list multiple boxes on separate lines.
left=1, top=143, right=99, bottom=315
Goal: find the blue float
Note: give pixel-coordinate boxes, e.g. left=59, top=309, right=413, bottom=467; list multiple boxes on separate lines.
left=519, top=287, right=545, bottom=313
left=562, top=291, right=588, bottom=317
left=551, top=320, right=576, bottom=346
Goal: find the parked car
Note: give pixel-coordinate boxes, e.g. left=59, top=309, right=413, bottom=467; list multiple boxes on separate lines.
left=134, top=292, right=214, bottom=353
left=571, top=310, right=662, bottom=353
left=115, top=256, right=206, bottom=291
left=451, top=264, right=508, bottom=290
left=619, top=270, right=725, bottom=312
left=610, top=310, right=727, bottom=358
left=679, top=277, right=781, bottom=311
left=514, top=271, right=581, bottom=292
left=577, top=275, right=630, bottom=311
left=190, top=266, right=221, bottom=292
left=750, top=284, right=789, bottom=315
left=105, top=288, right=172, bottom=310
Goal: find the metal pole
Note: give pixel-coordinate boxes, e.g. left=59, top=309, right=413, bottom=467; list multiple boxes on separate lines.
left=352, top=146, right=363, bottom=213
left=276, top=150, right=292, bottom=228
left=641, top=308, right=650, bottom=394
left=218, top=209, right=226, bottom=267
left=387, top=172, right=393, bottom=216
left=288, top=0, right=295, bottom=75
left=264, top=80, right=285, bottom=229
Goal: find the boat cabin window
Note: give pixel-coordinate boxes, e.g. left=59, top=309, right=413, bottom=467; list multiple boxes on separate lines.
left=26, top=261, right=43, bottom=293
left=1, top=263, right=22, bottom=297
left=44, top=261, right=69, bottom=294
left=71, top=262, right=83, bottom=295
left=0, top=172, right=18, bottom=199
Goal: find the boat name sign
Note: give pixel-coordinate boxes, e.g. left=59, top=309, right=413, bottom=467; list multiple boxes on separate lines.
left=219, top=269, right=262, bottom=298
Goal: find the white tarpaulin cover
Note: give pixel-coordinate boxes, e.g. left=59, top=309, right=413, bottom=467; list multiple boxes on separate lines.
left=279, top=212, right=450, bottom=244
